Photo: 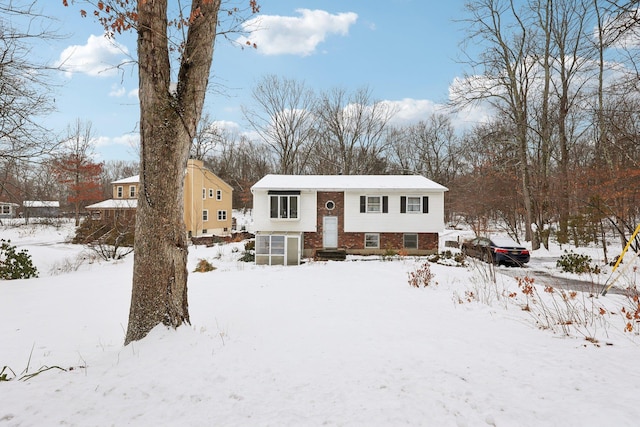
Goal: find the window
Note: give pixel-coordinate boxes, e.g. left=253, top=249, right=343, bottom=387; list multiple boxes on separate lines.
left=202, top=210, right=209, bottom=222
left=216, top=189, right=222, bottom=201
left=401, top=196, right=429, bottom=214
left=129, top=185, right=136, bottom=198
left=209, top=188, right=214, bottom=198
left=116, top=186, right=123, bottom=198
left=202, top=188, right=206, bottom=200
left=360, top=196, right=388, bottom=213
left=217, top=210, right=227, bottom=221
left=270, top=195, right=299, bottom=219
left=365, top=233, right=380, bottom=249
left=325, top=200, right=335, bottom=210
left=367, top=196, right=381, bottom=212
left=407, top=197, right=421, bottom=212
left=256, top=235, right=286, bottom=265
left=404, top=234, right=418, bottom=249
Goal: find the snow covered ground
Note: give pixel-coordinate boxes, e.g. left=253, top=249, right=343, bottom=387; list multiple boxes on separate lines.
left=1, top=219, right=639, bottom=426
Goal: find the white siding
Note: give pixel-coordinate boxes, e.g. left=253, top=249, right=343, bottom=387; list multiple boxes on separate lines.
left=252, top=189, right=317, bottom=232
left=343, top=191, right=445, bottom=233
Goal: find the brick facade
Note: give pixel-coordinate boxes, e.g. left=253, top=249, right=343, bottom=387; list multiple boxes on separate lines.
left=303, top=191, right=438, bottom=257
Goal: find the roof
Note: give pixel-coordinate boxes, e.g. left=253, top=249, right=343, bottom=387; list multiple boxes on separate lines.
left=251, top=175, right=448, bottom=192
left=112, top=175, right=140, bottom=184
left=23, top=201, right=60, bottom=208
left=86, top=199, right=138, bottom=209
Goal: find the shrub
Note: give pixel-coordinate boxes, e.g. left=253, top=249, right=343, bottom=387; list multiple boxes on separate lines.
left=239, top=240, right=255, bottom=262
left=238, top=251, right=255, bottom=262
left=0, top=239, right=38, bottom=280
left=556, top=251, right=601, bottom=274
left=408, top=262, right=436, bottom=288
left=194, top=259, right=216, bottom=272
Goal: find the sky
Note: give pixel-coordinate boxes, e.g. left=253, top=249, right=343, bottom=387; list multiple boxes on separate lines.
left=32, top=1, right=479, bottom=162
left=2, top=218, right=640, bottom=425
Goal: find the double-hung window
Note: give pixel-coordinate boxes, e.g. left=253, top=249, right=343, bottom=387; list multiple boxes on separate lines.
left=216, top=189, right=222, bottom=201
left=202, top=210, right=209, bottom=222
left=116, top=186, right=123, bottom=198
left=365, top=233, right=380, bottom=249
left=400, top=196, right=429, bottom=214
left=269, top=192, right=299, bottom=219
left=217, top=210, right=227, bottom=221
left=360, top=196, right=388, bottom=213
left=403, top=234, right=418, bottom=249
left=129, top=185, right=136, bottom=198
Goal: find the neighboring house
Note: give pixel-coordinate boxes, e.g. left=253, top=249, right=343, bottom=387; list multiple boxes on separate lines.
left=0, top=202, right=19, bottom=219
left=86, top=159, right=234, bottom=237
left=251, top=174, right=448, bottom=265
left=23, top=201, right=60, bottom=219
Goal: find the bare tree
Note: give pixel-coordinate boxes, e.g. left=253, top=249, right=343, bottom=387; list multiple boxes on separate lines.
left=388, top=113, right=462, bottom=184
left=190, top=112, right=223, bottom=160
left=0, top=1, right=60, bottom=163
left=313, top=86, right=396, bottom=175
left=243, top=75, right=318, bottom=174
left=68, top=0, right=260, bottom=344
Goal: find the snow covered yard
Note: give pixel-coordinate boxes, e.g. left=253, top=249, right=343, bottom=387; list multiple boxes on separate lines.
left=1, top=221, right=640, bottom=426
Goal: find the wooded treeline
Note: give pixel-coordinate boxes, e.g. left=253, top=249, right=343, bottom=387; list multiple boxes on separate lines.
left=1, top=0, right=639, bottom=256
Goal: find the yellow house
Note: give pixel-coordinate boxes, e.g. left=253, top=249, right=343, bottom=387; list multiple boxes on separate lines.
left=87, top=159, right=233, bottom=237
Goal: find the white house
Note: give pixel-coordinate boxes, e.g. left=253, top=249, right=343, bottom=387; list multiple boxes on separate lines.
left=251, top=174, right=448, bottom=265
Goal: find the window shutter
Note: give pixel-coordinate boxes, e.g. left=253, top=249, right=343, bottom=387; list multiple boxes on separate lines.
left=382, top=196, right=388, bottom=213
left=270, top=196, right=278, bottom=218
left=422, top=196, right=429, bottom=213
left=400, top=196, right=406, bottom=213
left=360, top=196, right=366, bottom=213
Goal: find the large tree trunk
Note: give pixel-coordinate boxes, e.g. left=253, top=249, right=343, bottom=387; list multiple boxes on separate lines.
left=125, top=0, right=220, bottom=345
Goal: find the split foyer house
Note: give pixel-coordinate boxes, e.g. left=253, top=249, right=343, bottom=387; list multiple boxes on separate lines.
left=86, top=159, right=233, bottom=237
left=251, top=174, right=448, bottom=265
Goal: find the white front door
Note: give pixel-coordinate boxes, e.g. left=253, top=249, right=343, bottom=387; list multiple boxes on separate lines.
left=323, top=216, right=338, bottom=248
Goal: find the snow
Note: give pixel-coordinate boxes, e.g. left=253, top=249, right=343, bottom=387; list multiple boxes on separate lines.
left=1, top=219, right=640, bottom=426
left=252, top=174, right=448, bottom=191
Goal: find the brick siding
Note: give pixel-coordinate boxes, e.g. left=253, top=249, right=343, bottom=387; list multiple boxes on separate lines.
left=303, top=191, right=438, bottom=256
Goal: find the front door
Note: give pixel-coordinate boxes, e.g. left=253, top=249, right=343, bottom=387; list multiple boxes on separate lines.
left=323, top=216, right=338, bottom=248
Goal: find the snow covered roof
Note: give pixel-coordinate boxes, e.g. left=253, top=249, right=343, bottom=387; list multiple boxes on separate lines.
left=85, top=199, right=137, bottom=209
left=112, top=175, right=140, bottom=184
left=251, top=174, right=448, bottom=192
left=23, top=201, right=60, bottom=208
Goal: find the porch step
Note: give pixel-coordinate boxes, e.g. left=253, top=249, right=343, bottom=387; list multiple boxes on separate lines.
left=315, top=249, right=347, bottom=261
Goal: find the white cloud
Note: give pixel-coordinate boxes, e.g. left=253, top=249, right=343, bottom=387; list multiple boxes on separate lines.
left=108, top=84, right=126, bottom=98
left=384, top=98, right=442, bottom=125
left=56, top=34, right=129, bottom=78
left=95, top=133, right=139, bottom=148
left=238, top=9, right=358, bottom=56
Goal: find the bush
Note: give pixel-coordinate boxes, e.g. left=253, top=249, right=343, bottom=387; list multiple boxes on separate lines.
left=194, top=259, right=216, bottom=272
left=428, top=250, right=466, bottom=266
left=408, top=262, right=436, bottom=288
left=0, top=239, right=38, bottom=280
left=239, top=240, right=255, bottom=262
left=556, top=251, right=601, bottom=274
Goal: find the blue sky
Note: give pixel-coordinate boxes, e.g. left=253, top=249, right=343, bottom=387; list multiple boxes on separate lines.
left=40, top=1, right=478, bottom=162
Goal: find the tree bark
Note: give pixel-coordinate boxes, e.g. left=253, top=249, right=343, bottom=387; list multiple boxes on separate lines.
left=125, top=0, right=221, bottom=345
